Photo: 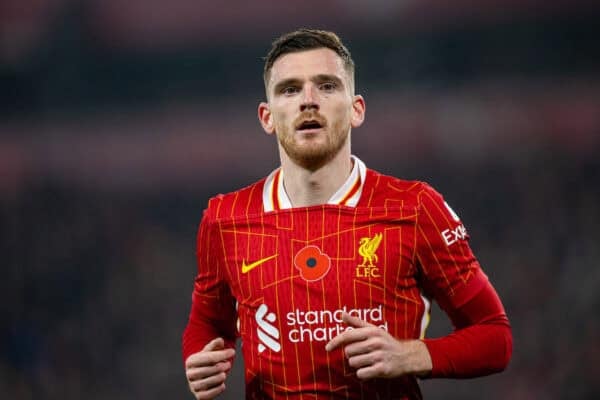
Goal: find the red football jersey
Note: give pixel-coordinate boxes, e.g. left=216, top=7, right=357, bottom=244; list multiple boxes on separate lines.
left=183, top=157, right=488, bottom=399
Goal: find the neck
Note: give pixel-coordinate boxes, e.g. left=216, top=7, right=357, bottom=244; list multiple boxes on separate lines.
left=279, top=140, right=353, bottom=207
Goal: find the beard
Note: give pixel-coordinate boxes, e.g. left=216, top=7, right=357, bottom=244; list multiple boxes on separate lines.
left=276, top=111, right=350, bottom=171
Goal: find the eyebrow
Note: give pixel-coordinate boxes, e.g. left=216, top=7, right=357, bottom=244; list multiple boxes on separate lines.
left=272, top=78, right=302, bottom=95
left=312, top=74, right=344, bottom=87
left=272, top=74, right=345, bottom=95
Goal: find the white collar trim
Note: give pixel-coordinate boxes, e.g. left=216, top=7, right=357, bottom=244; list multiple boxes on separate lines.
left=262, top=155, right=366, bottom=212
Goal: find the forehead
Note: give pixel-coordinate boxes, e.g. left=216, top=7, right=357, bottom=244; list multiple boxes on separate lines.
left=268, top=48, right=348, bottom=87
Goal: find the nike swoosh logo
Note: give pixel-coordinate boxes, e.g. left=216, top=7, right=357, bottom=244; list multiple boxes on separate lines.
left=242, top=254, right=278, bottom=273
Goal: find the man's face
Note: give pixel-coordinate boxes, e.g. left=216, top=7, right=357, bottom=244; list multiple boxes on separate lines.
left=259, top=48, right=365, bottom=170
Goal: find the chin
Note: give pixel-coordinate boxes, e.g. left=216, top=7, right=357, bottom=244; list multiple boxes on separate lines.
left=289, top=147, right=339, bottom=171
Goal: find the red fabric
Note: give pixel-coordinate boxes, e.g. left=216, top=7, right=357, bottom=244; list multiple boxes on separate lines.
left=423, top=280, right=513, bottom=378
left=182, top=209, right=238, bottom=363
left=182, top=168, right=511, bottom=398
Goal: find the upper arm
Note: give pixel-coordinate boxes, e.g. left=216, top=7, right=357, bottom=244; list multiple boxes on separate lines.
left=415, top=184, right=488, bottom=313
left=183, top=210, right=237, bottom=362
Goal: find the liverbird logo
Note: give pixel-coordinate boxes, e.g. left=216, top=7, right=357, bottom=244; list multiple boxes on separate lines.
left=356, top=233, right=383, bottom=278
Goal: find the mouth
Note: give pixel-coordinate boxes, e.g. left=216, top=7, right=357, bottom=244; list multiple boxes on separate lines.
left=296, top=119, right=324, bottom=132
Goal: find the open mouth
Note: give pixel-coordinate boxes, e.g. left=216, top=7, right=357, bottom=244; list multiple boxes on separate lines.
left=296, top=120, right=324, bottom=131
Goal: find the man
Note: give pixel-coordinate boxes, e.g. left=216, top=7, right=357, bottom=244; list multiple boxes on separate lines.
left=183, top=29, right=512, bottom=399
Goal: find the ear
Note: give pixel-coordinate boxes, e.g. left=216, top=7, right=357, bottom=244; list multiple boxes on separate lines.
left=258, top=102, right=275, bottom=135
left=350, top=95, right=366, bottom=128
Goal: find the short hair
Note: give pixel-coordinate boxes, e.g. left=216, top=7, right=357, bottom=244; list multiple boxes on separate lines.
left=263, top=29, right=355, bottom=92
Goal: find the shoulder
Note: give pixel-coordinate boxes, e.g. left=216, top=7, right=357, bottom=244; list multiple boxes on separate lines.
left=363, top=168, right=443, bottom=208
left=203, top=177, right=267, bottom=220
left=366, top=170, right=471, bottom=248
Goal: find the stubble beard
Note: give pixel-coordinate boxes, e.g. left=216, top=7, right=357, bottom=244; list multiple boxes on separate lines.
left=278, top=120, right=349, bottom=171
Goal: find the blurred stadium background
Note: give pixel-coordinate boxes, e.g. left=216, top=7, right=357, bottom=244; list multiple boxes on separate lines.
left=2, top=1, right=599, bottom=399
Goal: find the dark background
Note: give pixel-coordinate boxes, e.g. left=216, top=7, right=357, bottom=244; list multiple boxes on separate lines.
left=2, top=1, right=599, bottom=398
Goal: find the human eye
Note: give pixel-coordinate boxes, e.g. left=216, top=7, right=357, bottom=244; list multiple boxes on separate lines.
left=281, top=86, right=300, bottom=96
left=319, top=82, right=337, bottom=92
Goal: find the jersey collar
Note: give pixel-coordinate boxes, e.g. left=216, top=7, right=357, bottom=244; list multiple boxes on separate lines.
left=262, top=155, right=366, bottom=212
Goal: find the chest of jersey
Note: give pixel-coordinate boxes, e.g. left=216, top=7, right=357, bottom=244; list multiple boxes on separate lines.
left=217, top=205, right=424, bottom=337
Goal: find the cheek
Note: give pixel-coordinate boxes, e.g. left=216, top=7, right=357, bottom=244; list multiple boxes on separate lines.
left=276, top=121, right=293, bottom=138
left=270, top=113, right=286, bottom=134
left=272, top=108, right=293, bottom=128
left=330, top=104, right=352, bottom=128
left=331, top=99, right=352, bottom=117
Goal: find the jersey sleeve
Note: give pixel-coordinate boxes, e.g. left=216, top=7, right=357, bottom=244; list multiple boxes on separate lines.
left=423, top=280, right=513, bottom=378
left=182, top=206, right=237, bottom=363
left=415, top=184, right=488, bottom=312
left=415, top=184, right=512, bottom=377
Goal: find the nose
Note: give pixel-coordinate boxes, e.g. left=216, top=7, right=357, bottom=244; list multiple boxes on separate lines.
left=300, top=83, right=319, bottom=112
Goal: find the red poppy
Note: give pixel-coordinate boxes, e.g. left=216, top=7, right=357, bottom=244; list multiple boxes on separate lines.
left=294, top=245, right=331, bottom=281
